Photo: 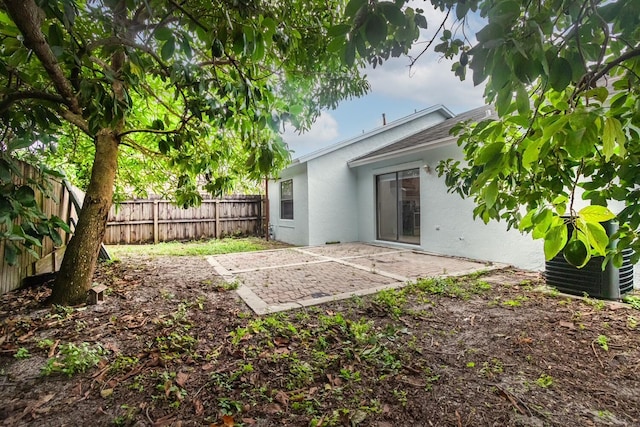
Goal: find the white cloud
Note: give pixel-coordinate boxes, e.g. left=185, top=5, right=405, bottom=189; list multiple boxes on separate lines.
left=366, top=53, right=486, bottom=113
left=282, top=112, right=340, bottom=157
left=364, top=6, right=487, bottom=113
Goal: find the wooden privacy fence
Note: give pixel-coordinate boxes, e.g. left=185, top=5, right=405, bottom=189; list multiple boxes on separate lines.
left=1, top=161, right=79, bottom=295
left=104, top=195, right=265, bottom=245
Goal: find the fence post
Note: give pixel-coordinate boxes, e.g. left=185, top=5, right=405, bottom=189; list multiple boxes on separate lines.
left=153, top=200, right=159, bottom=244
left=215, top=200, right=221, bottom=239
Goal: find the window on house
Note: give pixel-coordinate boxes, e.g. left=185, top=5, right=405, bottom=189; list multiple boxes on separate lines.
left=280, top=179, right=293, bottom=219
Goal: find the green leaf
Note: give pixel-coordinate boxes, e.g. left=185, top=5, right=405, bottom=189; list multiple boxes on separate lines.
left=158, top=139, right=170, bottom=154
left=327, top=36, right=345, bottom=53
left=48, top=23, right=64, bottom=47
left=476, top=22, right=503, bottom=43
left=578, top=205, right=616, bottom=223
left=50, top=216, right=71, bottom=233
left=364, top=14, right=388, bottom=48
left=378, top=2, right=406, bottom=27
left=211, top=39, right=224, bottom=58
left=0, top=159, right=11, bottom=183
left=476, top=142, right=503, bottom=164
left=328, top=24, right=351, bottom=37
left=456, top=1, right=470, bottom=20
left=602, top=116, right=624, bottom=161
left=414, top=14, right=427, bottom=29
left=549, top=57, right=572, bottom=91
left=584, top=221, right=609, bottom=256
left=155, top=27, right=173, bottom=41
left=532, top=208, right=552, bottom=239
left=345, top=0, right=367, bottom=18
left=484, top=180, right=498, bottom=209
left=161, top=37, right=175, bottom=61
left=14, top=186, right=36, bottom=206
left=8, top=137, right=35, bottom=152
left=344, top=39, right=356, bottom=67
left=522, top=139, right=541, bottom=170
left=289, top=104, right=304, bottom=115
left=519, top=210, right=535, bottom=231
left=552, top=195, right=567, bottom=216
left=50, top=228, right=63, bottom=246
left=3, top=242, right=18, bottom=266
left=544, top=223, right=568, bottom=260
left=515, top=84, right=530, bottom=115
left=565, top=127, right=589, bottom=158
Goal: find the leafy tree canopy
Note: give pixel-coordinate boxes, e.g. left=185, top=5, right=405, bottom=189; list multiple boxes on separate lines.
left=0, top=0, right=372, bottom=303
left=334, top=0, right=640, bottom=268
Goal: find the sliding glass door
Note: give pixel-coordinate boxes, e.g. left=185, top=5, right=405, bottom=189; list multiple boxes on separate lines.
left=376, top=169, right=420, bottom=244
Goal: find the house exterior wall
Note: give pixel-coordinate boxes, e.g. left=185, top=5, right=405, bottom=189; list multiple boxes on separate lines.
left=304, top=111, right=449, bottom=246
left=268, top=163, right=309, bottom=246
left=272, top=109, right=450, bottom=246
left=354, top=144, right=545, bottom=271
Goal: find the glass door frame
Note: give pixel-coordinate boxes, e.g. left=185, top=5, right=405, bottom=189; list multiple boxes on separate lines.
left=375, top=168, right=421, bottom=245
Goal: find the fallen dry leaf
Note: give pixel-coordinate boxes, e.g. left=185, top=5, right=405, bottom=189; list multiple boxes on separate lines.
left=559, top=321, right=576, bottom=330
left=273, top=336, right=289, bottom=346
left=210, top=414, right=235, bottom=427
left=176, top=372, right=189, bottom=387
left=263, top=403, right=282, bottom=414
left=274, top=390, right=289, bottom=407
left=48, top=339, right=60, bottom=357
left=193, top=398, right=204, bottom=416
left=100, top=388, right=113, bottom=398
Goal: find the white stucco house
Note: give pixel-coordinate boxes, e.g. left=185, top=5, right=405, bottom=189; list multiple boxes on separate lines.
left=268, top=104, right=548, bottom=272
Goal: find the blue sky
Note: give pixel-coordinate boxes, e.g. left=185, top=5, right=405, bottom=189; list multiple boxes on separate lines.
left=284, top=7, right=487, bottom=158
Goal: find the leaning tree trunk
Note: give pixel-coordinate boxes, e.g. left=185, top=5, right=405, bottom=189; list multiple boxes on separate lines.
left=51, top=129, right=119, bottom=305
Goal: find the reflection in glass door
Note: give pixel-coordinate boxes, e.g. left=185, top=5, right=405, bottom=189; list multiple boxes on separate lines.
left=376, top=169, right=420, bottom=244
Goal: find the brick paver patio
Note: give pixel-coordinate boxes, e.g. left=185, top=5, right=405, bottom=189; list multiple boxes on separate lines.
left=206, top=243, right=503, bottom=314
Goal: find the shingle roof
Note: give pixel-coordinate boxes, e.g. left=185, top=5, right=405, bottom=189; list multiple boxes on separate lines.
left=348, top=105, right=496, bottom=165
left=290, top=104, right=454, bottom=165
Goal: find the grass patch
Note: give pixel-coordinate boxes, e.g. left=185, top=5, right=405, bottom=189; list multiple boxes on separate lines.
left=107, top=237, right=277, bottom=258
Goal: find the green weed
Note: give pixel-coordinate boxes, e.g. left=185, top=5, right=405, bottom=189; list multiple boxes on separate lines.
left=41, top=342, right=107, bottom=377
left=14, top=347, right=31, bottom=359
left=109, top=355, right=140, bottom=374
left=154, top=371, right=187, bottom=407
left=502, top=295, right=528, bottom=307
left=623, top=295, right=640, bottom=310
left=218, top=397, right=244, bottom=415
left=37, top=339, right=55, bottom=349
left=583, top=293, right=606, bottom=310
left=596, top=335, right=609, bottom=351
left=374, top=288, right=407, bottom=317
left=392, top=389, right=408, bottom=407
left=536, top=373, right=553, bottom=388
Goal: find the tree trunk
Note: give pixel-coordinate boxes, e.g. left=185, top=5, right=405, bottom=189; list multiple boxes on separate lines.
left=51, top=129, right=118, bottom=305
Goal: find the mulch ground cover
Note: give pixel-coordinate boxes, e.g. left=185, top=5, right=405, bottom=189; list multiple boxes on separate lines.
left=1, top=254, right=639, bottom=426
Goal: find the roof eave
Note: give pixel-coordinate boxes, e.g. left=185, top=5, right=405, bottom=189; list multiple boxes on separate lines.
left=290, top=104, right=455, bottom=167
left=347, top=136, right=456, bottom=168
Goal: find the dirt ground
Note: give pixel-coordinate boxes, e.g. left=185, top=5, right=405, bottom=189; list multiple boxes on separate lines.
left=1, top=254, right=639, bottom=427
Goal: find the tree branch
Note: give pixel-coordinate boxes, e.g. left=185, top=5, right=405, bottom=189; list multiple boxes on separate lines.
left=167, top=0, right=209, bottom=32
left=117, top=128, right=180, bottom=138
left=61, top=109, right=91, bottom=136
left=591, top=46, right=640, bottom=84
left=0, top=91, right=69, bottom=114
left=409, top=8, right=451, bottom=69
left=3, top=0, right=81, bottom=115
left=86, top=36, right=169, bottom=75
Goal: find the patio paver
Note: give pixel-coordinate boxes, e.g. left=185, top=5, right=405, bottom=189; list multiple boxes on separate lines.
left=206, top=243, right=505, bottom=314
